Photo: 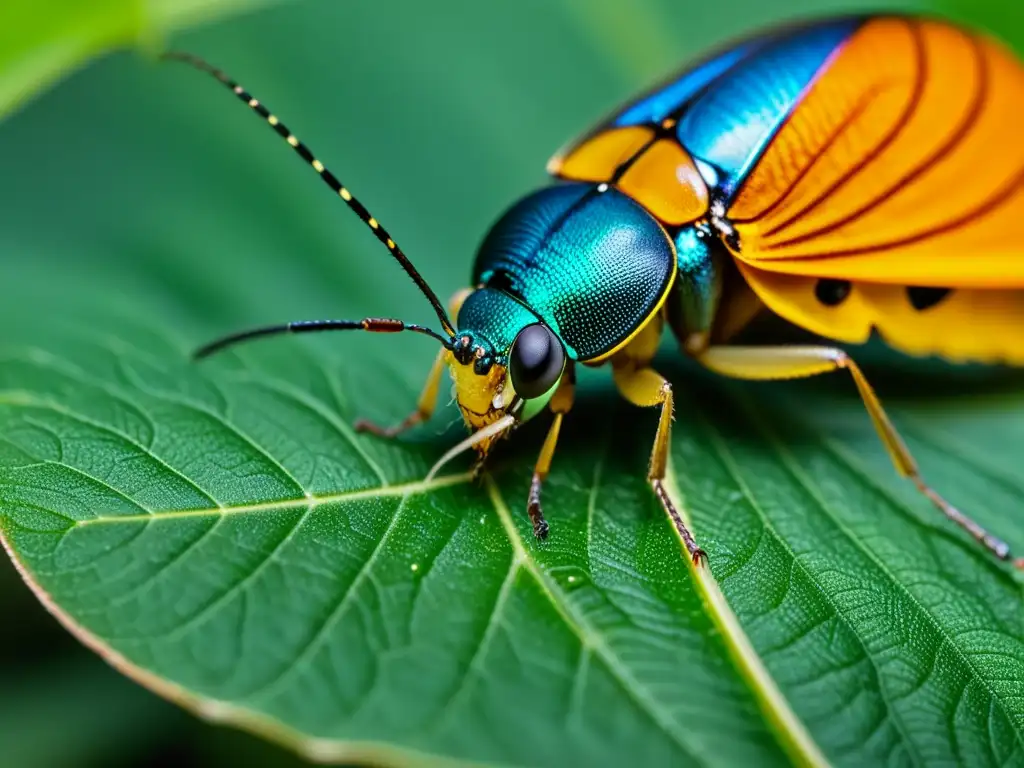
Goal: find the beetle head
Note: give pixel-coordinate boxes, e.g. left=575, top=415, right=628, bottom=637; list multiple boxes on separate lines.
left=445, top=289, right=567, bottom=461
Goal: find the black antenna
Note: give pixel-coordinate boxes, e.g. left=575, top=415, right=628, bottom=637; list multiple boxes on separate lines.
left=163, top=51, right=456, bottom=338
left=194, top=318, right=451, bottom=360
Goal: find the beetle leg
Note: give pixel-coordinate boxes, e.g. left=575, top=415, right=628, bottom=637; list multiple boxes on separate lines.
left=697, top=344, right=1021, bottom=569
left=612, top=363, right=707, bottom=566
left=355, top=348, right=446, bottom=437
left=527, top=365, right=576, bottom=539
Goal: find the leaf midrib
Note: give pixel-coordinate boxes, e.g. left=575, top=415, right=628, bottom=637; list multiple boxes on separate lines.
left=75, top=473, right=473, bottom=526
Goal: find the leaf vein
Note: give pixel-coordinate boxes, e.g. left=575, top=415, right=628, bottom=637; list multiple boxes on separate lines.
left=726, top=389, right=1024, bottom=753
left=237, top=488, right=422, bottom=703
left=224, top=373, right=388, bottom=485
left=696, top=407, right=923, bottom=768
left=0, top=389, right=219, bottom=507
left=428, top=556, right=522, bottom=735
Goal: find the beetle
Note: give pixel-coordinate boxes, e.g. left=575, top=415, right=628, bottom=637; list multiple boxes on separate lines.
left=173, top=12, right=1024, bottom=569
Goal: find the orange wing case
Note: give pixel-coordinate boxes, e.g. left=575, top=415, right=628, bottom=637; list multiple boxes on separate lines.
left=551, top=17, right=1024, bottom=363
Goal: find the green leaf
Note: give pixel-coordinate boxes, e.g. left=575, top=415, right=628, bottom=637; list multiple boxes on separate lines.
left=1, top=1, right=1023, bottom=767
left=0, top=0, right=295, bottom=120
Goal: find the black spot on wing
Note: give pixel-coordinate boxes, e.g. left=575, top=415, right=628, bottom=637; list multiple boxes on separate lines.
left=815, top=278, right=852, bottom=306
left=907, top=286, right=952, bottom=310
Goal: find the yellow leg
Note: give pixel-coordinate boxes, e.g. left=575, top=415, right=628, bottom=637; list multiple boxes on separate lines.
left=612, top=362, right=707, bottom=565
left=527, top=365, right=575, bottom=539
left=355, top=348, right=446, bottom=437
left=698, top=345, right=1019, bottom=568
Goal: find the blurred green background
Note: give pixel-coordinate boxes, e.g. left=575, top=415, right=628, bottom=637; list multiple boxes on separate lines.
left=0, top=0, right=1020, bottom=765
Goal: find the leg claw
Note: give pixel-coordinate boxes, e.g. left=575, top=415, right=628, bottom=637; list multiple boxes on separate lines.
left=354, top=412, right=422, bottom=439
left=527, top=472, right=549, bottom=540
left=528, top=501, right=549, bottom=540
left=652, top=479, right=707, bottom=569
left=353, top=418, right=396, bottom=437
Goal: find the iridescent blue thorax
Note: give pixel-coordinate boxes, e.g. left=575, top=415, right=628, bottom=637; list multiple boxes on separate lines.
left=461, top=182, right=677, bottom=363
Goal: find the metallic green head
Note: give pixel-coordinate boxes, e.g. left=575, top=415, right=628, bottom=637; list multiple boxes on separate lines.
left=446, top=288, right=565, bottom=447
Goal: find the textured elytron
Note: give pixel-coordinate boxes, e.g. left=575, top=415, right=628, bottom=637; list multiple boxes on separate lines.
left=472, top=183, right=675, bottom=360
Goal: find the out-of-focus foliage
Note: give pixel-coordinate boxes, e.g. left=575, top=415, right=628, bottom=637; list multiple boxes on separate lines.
left=0, top=0, right=298, bottom=120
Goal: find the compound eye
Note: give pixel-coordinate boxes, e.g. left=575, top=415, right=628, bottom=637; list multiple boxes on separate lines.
left=509, top=323, right=565, bottom=400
